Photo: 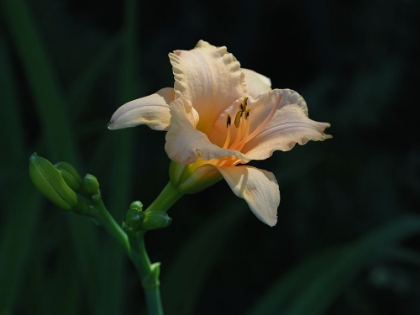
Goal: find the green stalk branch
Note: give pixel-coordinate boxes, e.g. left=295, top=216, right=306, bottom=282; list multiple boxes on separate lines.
left=92, top=196, right=131, bottom=256
left=129, top=233, right=164, bottom=315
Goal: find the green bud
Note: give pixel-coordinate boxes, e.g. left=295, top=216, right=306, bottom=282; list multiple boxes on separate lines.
left=125, top=207, right=145, bottom=230
left=29, top=153, right=78, bottom=211
left=130, top=201, right=143, bottom=211
left=141, top=210, right=172, bottom=230
left=82, top=174, right=100, bottom=196
left=54, top=161, right=82, bottom=191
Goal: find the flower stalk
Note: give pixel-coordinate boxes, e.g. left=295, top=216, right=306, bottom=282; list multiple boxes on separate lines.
left=128, top=231, right=164, bottom=315
left=145, top=181, right=183, bottom=212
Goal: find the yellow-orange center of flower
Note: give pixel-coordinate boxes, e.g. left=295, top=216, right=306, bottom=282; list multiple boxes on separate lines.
left=223, top=97, right=251, bottom=152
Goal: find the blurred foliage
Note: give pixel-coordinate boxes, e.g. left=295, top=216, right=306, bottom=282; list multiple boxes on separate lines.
left=1, top=0, right=419, bottom=314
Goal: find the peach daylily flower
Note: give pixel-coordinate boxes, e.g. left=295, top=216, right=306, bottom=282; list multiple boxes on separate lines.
left=108, top=40, right=331, bottom=226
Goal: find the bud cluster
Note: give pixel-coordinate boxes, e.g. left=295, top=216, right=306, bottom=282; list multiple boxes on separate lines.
left=29, top=153, right=100, bottom=216
left=29, top=153, right=173, bottom=232
left=123, top=201, right=172, bottom=233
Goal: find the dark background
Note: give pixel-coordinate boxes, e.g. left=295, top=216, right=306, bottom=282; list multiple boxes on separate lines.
left=1, top=0, right=420, bottom=314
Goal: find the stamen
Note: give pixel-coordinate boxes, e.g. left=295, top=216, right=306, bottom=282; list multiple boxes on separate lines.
left=226, top=114, right=232, bottom=128
left=229, top=96, right=251, bottom=150
left=234, top=110, right=242, bottom=128
left=231, top=113, right=246, bottom=149
left=234, top=97, right=249, bottom=128
left=243, top=96, right=248, bottom=106
left=236, top=116, right=251, bottom=151
left=244, top=108, right=250, bottom=119
left=222, top=115, right=232, bottom=149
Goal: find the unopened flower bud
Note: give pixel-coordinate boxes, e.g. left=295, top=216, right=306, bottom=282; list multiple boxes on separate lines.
left=82, top=174, right=100, bottom=196
left=125, top=201, right=144, bottom=230
left=141, top=210, right=172, bottom=230
left=130, top=200, right=143, bottom=211
left=29, top=153, right=78, bottom=211
left=54, top=161, right=82, bottom=191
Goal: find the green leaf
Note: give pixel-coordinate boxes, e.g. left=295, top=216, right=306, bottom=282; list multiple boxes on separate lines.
left=96, top=0, right=139, bottom=314
left=1, top=0, right=77, bottom=163
left=0, top=36, right=43, bottom=315
left=1, top=0, right=100, bottom=311
left=66, top=36, right=120, bottom=118
left=0, top=38, right=24, bottom=160
left=162, top=203, right=245, bottom=315
left=247, top=216, right=420, bottom=315
left=0, top=186, right=43, bottom=314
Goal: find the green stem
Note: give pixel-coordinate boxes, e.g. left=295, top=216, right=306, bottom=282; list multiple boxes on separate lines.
left=145, top=181, right=183, bottom=212
left=92, top=181, right=182, bottom=315
left=130, top=233, right=164, bottom=315
left=144, top=285, right=164, bottom=315
left=94, top=197, right=130, bottom=255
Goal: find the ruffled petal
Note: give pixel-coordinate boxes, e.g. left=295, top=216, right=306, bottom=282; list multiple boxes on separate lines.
left=242, top=68, right=272, bottom=99
left=216, top=165, right=279, bottom=226
left=242, top=104, right=332, bottom=160
left=277, top=88, right=308, bottom=116
left=207, top=89, right=303, bottom=150
left=108, top=87, right=174, bottom=131
left=165, top=98, right=250, bottom=165
left=169, top=40, right=247, bottom=135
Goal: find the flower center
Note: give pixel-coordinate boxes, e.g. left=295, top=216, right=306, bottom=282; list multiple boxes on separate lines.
left=222, top=97, right=251, bottom=152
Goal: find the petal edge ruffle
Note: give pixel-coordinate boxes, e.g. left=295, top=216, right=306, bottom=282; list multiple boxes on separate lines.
left=169, top=40, right=247, bottom=135
left=242, top=104, right=331, bottom=160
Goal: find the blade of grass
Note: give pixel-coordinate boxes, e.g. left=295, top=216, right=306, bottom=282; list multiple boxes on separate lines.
left=0, top=186, right=43, bottom=314
left=25, top=251, right=50, bottom=315
left=0, top=37, right=44, bottom=314
left=48, top=249, right=81, bottom=315
left=1, top=0, right=77, bottom=163
left=66, top=35, right=121, bottom=118
left=245, top=246, right=346, bottom=315
left=0, top=38, right=24, bottom=160
left=248, top=215, right=420, bottom=315
left=287, top=215, right=420, bottom=315
left=1, top=0, right=100, bottom=312
left=97, top=0, right=139, bottom=314
left=162, top=203, right=245, bottom=315
left=384, top=247, right=420, bottom=267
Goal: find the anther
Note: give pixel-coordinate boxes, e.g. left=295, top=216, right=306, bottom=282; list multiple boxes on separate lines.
left=226, top=115, right=232, bottom=128
left=245, top=108, right=250, bottom=119
left=234, top=110, right=242, bottom=128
